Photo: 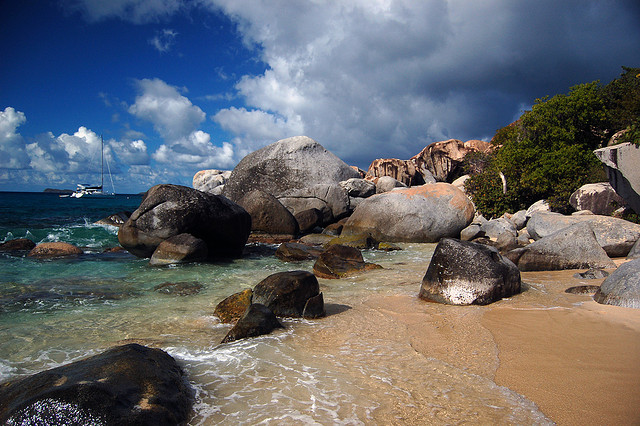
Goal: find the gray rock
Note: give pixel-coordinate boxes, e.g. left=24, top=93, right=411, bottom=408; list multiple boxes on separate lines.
left=506, top=221, right=616, bottom=271
left=221, top=304, right=284, bottom=343
left=527, top=212, right=640, bottom=257
left=342, top=183, right=475, bottom=243
left=569, top=182, right=625, bottom=215
left=118, top=184, right=251, bottom=259
left=594, top=258, right=640, bottom=309
left=95, top=211, right=131, bottom=228
left=193, top=169, right=231, bottom=194
left=294, top=208, right=323, bottom=234
left=629, top=239, right=640, bottom=259
left=573, top=268, right=610, bottom=279
left=223, top=136, right=360, bottom=202
left=594, top=142, right=640, bottom=214
left=565, top=285, right=600, bottom=295
left=275, top=242, right=323, bottom=261
left=511, top=210, right=528, bottom=230
left=149, top=233, right=208, bottom=266
left=375, top=176, right=407, bottom=193
left=517, top=228, right=531, bottom=245
left=460, top=224, right=483, bottom=241
left=418, top=238, right=521, bottom=305
left=339, top=178, right=376, bottom=198
left=237, top=190, right=299, bottom=237
left=278, top=183, right=350, bottom=224
left=0, top=344, right=191, bottom=425
left=312, top=244, right=382, bottom=279
left=525, top=200, right=550, bottom=218
left=252, top=270, right=324, bottom=318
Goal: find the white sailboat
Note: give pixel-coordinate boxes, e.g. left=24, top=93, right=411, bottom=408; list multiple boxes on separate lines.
left=62, top=135, right=115, bottom=198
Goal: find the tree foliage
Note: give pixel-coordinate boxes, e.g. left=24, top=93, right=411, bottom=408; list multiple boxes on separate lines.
left=465, top=68, right=640, bottom=217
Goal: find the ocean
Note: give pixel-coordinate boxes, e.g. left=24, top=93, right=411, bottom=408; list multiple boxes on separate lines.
left=0, top=191, right=557, bottom=424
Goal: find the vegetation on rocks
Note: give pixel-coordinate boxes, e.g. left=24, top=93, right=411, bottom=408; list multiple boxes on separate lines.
left=465, top=66, right=640, bottom=217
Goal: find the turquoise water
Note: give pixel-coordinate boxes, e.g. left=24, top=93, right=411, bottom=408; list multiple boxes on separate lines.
left=0, top=192, right=552, bottom=424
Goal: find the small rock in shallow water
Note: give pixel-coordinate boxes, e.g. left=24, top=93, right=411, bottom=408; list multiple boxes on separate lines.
left=573, top=268, right=610, bottom=279
left=154, top=281, right=203, bottom=296
left=221, top=303, right=284, bottom=343
left=565, top=285, right=601, bottom=295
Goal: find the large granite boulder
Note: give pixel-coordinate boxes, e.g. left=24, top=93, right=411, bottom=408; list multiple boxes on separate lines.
left=278, top=183, right=351, bottom=224
left=411, top=139, right=493, bottom=182
left=0, top=344, right=191, bottom=425
left=221, top=304, right=285, bottom=343
left=149, top=233, right=208, bottom=266
left=594, top=142, right=640, bottom=214
left=527, top=212, right=640, bottom=257
left=593, top=258, right=640, bottom=309
left=223, top=135, right=360, bottom=204
left=374, top=176, right=407, bottom=193
left=342, top=183, right=474, bottom=242
left=252, top=271, right=325, bottom=318
left=569, top=182, right=625, bottom=215
left=294, top=208, right=323, bottom=234
left=237, top=190, right=299, bottom=237
left=339, top=178, right=376, bottom=198
left=27, top=242, right=83, bottom=258
left=418, top=238, right=521, bottom=305
left=312, top=244, right=382, bottom=279
left=506, top=221, right=616, bottom=271
left=192, top=169, right=231, bottom=195
left=365, top=158, right=423, bottom=186
left=118, top=184, right=251, bottom=259
left=0, top=238, right=36, bottom=252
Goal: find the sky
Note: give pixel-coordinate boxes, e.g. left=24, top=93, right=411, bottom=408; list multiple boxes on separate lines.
left=1, top=0, right=639, bottom=193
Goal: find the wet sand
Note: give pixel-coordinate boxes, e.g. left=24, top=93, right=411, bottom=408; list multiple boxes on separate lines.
left=336, top=264, right=640, bottom=425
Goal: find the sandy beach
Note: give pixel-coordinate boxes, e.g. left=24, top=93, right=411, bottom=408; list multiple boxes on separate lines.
left=323, top=264, right=640, bottom=425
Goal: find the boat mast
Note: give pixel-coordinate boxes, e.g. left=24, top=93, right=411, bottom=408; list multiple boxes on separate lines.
left=101, top=135, right=104, bottom=190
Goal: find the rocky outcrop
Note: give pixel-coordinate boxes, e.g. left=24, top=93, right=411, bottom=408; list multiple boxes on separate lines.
left=0, top=238, right=36, bottom=252
left=149, top=233, right=208, bottom=266
left=0, top=344, right=192, bottom=425
left=339, top=178, right=376, bottom=198
left=569, top=182, right=625, bottom=215
left=594, top=142, right=640, bottom=214
left=312, top=244, right=382, bottom=279
left=366, top=158, right=423, bottom=186
left=278, top=183, right=350, bottom=225
left=342, top=183, right=474, bottom=243
left=594, top=258, right=640, bottom=309
left=192, top=169, right=231, bottom=195
left=252, top=271, right=325, bottom=318
left=118, top=184, right=251, bottom=259
left=412, top=139, right=493, bottom=182
left=223, top=136, right=360, bottom=203
left=27, top=242, right=83, bottom=258
left=237, top=190, right=299, bottom=237
left=506, top=222, right=616, bottom=271
left=221, top=304, right=285, bottom=343
left=527, top=212, right=640, bottom=257
left=294, top=208, right=323, bottom=234
left=275, top=242, right=323, bottom=262
left=418, top=238, right=521, bottom=305
left=95, top=211, right=131, bottom=228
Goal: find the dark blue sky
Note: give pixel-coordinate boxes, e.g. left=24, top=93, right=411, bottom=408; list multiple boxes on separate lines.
left=1, top=0, right=639, bottom=192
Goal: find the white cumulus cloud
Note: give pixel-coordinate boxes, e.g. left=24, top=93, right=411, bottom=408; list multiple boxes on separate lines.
left=0, top=107, right=29, bottom=169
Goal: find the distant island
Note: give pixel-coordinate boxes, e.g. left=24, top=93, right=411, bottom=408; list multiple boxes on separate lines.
left=43, top=188, right=73, bottom=194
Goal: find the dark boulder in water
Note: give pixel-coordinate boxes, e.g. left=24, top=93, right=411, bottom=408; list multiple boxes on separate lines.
left=0, top=344, right=192, bottom=425
left=275, top=242, right=323, bottom=262
left=221, top=303, right=284, bottom=343
left=237, top=189, right=299, bottom=238
left=214, top=288, right=253, bottom=323
left=149, top=233, right=209, bottom=266
left=565, top=285, right=600, bottom=295
left=419, top=238, right=521, bottom=305
left=0, top=238, right=36, bottom=252
left=118, top=184, right=251, bottom=259
left=313, top=244, right=382, bottom=279
left=253, top=270, right=325, bottom=318
left=154, top=281, right=203, bottom=296
left=573, top=268, right=610, bottom=280
left=594, top=258, right=640, bottom=309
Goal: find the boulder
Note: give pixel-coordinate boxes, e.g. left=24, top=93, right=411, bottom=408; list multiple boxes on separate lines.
left=593, top=258, right=640, bottom=308
left=95, top=211, right=131, bottom=227
left=0, top=344, right=191, bottom=425
left=294, top=208, right=323, bottom=234
left=365, top=158, right=422, bottom=186
left=451, top=174, right=470, bottom=193
left=569, top=182, right=625, bottom=215
left=313, top=244, right=382, bottom=279
left=192, top=169, right=231, bottom=195
left=220, top=304, right=284, bottom=343
left=237, top=190, right=299, bottom=237
left=154, top=281, right=203, bottom=296
left=506, top=221, right=616, bottom=271
left=374, top=176, right=407, bottom=193
left=27, top=242, right=83, bottom=258
left=565, top=285, right=600, bottom=295
left=418, top=238, right=521, bottom=305
left=594, top=142, right=640, bottom=214
left=342, top=183, right=474, bottom=243
left=460, top=223, right=483, bottom=241
left=339, top=178, right=376, bottom=198
left=480, top=218, right=518, bottom=252
left=629, top=239, right=640, bottom=259
left=511, top=210, right=528, bottom=230
left=573, top=268, right=610, bottom=279
left=527, top=212, right=640, bottom=257
left=275, top=242, right=323, bottom=262
left=214, top=288, right=253, bottom=323
left=223, top=136, right=360, bottom=203
left=252, top=271, right=325, bottom=318
left=326, top=234, right=378, bottom=250
left=411, top=139, right=493, bottom=182
left=0, top=238, right=36, bottom=252
left=118, top=184, right=251, bottom=259
left=278, top=184, right=350, bottom=224
left=149, top=233, right=208, bottom=266
left=299, top=233, right=335, bottom=246
left=322, top=222, right=344, bottom=236
left=525, top=200, right=550, bottom=218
